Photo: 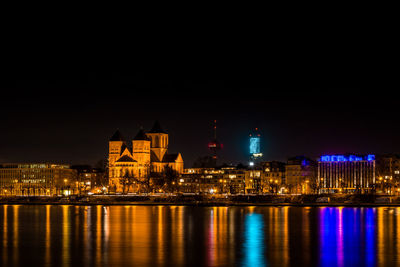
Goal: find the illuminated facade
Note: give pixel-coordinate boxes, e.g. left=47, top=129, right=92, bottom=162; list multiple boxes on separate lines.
left=181, top=167, right=246, bottom=194
left=0, top=163, right=77, bottom=196
left=261, top=161, right=286, bottom=193
left=249, top=128, right=262, bottom=164
left=108, top=121, right=184, bottom=193
left=245, top=169, right=262, bottom=193
left=71, top=165, right=106, bottom=194
left=249, top=137, right=260, bottom=155
left=376, top=154, right=400, bottom=179
left=318, top=154, right=376, bottom=193
left=285, top=156, right=317, bottom=194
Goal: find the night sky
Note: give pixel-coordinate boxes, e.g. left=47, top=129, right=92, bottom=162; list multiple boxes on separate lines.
left=1, top=71, right=398, bottom=167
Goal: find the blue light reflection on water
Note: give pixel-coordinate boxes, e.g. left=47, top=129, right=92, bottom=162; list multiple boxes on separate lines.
left=320, top=208, right=338, bottom=267
left=319, top=208, right=376, bottom=267
left=242, top=213, right=266, bottom=267
left=365, top=208, right=376, bottom=267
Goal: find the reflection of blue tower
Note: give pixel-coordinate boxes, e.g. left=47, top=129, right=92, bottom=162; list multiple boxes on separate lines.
left=249, top=128, right=263, bottom=166
left=242, top=213, right=266, bottom=266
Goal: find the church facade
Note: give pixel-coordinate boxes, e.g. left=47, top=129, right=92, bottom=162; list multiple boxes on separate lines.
left=108, top=121, right=184, bottom=193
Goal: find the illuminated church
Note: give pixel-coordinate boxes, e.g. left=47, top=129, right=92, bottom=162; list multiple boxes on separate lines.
left=108, top=121, right=184, bottom=192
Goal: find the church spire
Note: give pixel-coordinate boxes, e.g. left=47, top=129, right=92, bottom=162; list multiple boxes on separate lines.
left=149, top=120, right=167, bottom=133
left=110, top=129, right=125, bottom=141
left=133, top=128, right=150, bottom=140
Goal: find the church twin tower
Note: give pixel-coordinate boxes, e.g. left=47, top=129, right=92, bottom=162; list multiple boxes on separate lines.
left=108, top=121, right=184, bottom=193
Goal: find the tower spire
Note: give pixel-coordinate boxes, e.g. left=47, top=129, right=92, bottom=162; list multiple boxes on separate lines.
left=214, top=120, right=217, bottom=139
left=208, top=120, right=223, bottom=163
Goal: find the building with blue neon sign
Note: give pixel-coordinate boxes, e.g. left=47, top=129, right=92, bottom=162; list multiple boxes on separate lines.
left=318, top=154, right=376, bottom=193
left=320, top=154, right=375, bottom=162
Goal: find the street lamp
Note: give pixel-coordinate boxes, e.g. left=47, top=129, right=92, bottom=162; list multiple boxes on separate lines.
left=63, top=179, right=68, bottom=196
left=319, top=178, right=324, bottom=194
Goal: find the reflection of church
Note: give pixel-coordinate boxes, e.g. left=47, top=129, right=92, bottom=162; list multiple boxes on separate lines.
left=108, top=121, right=184, bottom=193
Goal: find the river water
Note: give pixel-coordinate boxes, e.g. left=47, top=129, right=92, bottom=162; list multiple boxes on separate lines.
left=0, top=205, right=399, bottom=266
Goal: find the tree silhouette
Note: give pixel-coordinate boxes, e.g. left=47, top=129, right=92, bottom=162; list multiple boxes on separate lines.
left=142, top=164, right=152, bottom=193
left=119, top=170, right=136, bottom=194
left=309, top=181, right=318, bottom=194
left=150, top=171, right=165, bottom=192
left=163, top=165, right=178, bottom=193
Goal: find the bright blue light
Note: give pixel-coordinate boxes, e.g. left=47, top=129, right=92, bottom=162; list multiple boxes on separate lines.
left=250, top=137, right=260, bottom=155
left=365, top=208, right=376, bottom=267
left=242, top=213, right=266, bottom=266
left=321, top=156, right=331, bottom=161
left=319, top=208, right=377, bottom=267
left=320, top=155, right=375, bottom=162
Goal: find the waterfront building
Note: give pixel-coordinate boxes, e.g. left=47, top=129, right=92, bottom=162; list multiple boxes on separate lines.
left=285, top=156, right=317, bottom=194
left=318, top=154, right=375, bottom=193
left=244, top=168, right=262, bottom=194
left=375, top=154, right=400, bottom=193
left=108, top=121, right=184, bottom=193
left=181, top=168, right=223, bottom=194
left=223, top=167, right=246, bottom=194
left=261, top=161, right=286, bottom=193
left=0, top=163, right=77, bottom=196
left=71, top=165, right=106, bottom=194
left=181, top=167, right=246, bottom=194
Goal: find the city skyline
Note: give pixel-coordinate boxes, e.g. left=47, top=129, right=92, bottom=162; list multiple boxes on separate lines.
left=1, top=71, right=398, bottom=167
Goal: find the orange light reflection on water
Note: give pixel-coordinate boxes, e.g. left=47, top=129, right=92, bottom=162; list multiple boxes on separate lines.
left=2, top=205, right=8, bottom=265
left=3, top=205, right=400, bottom=266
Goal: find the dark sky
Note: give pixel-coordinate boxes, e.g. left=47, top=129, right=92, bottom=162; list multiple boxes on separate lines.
left=0, top=70, right=398, bottom=167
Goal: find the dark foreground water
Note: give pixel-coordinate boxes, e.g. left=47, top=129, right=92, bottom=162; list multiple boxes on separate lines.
left=0, top=205, right=399, bottom=267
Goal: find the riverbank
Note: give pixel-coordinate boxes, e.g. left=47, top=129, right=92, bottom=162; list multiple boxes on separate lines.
left=2, top=201, right=400, bottom=207
left=1, top=194, right=400, bottom=207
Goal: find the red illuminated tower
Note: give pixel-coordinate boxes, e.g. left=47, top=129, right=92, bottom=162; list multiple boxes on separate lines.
left=208, top=120, right=223, bottom=161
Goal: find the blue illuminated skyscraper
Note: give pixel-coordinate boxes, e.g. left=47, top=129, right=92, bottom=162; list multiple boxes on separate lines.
left=249, top=128, right=263, bottom=165
left=250, top=137, right=260, bottom=155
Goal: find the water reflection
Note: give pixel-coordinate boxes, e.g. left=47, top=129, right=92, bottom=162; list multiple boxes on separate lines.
left=45, top=205, right=51, bottom=265
left=365, top=208, right=376, bottom=267
left=2, top=205, right=8, bottom=265
left=319, top=207, right=377, bottom=267
left=242, top=212, right=265, bottom=266
left=2, top=205, right=400, bottom=266
left=62, top=205, right=70, bottom=267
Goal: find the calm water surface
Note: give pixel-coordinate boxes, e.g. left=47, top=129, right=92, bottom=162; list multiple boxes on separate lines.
left=0, top=205, right=399, bottom=266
